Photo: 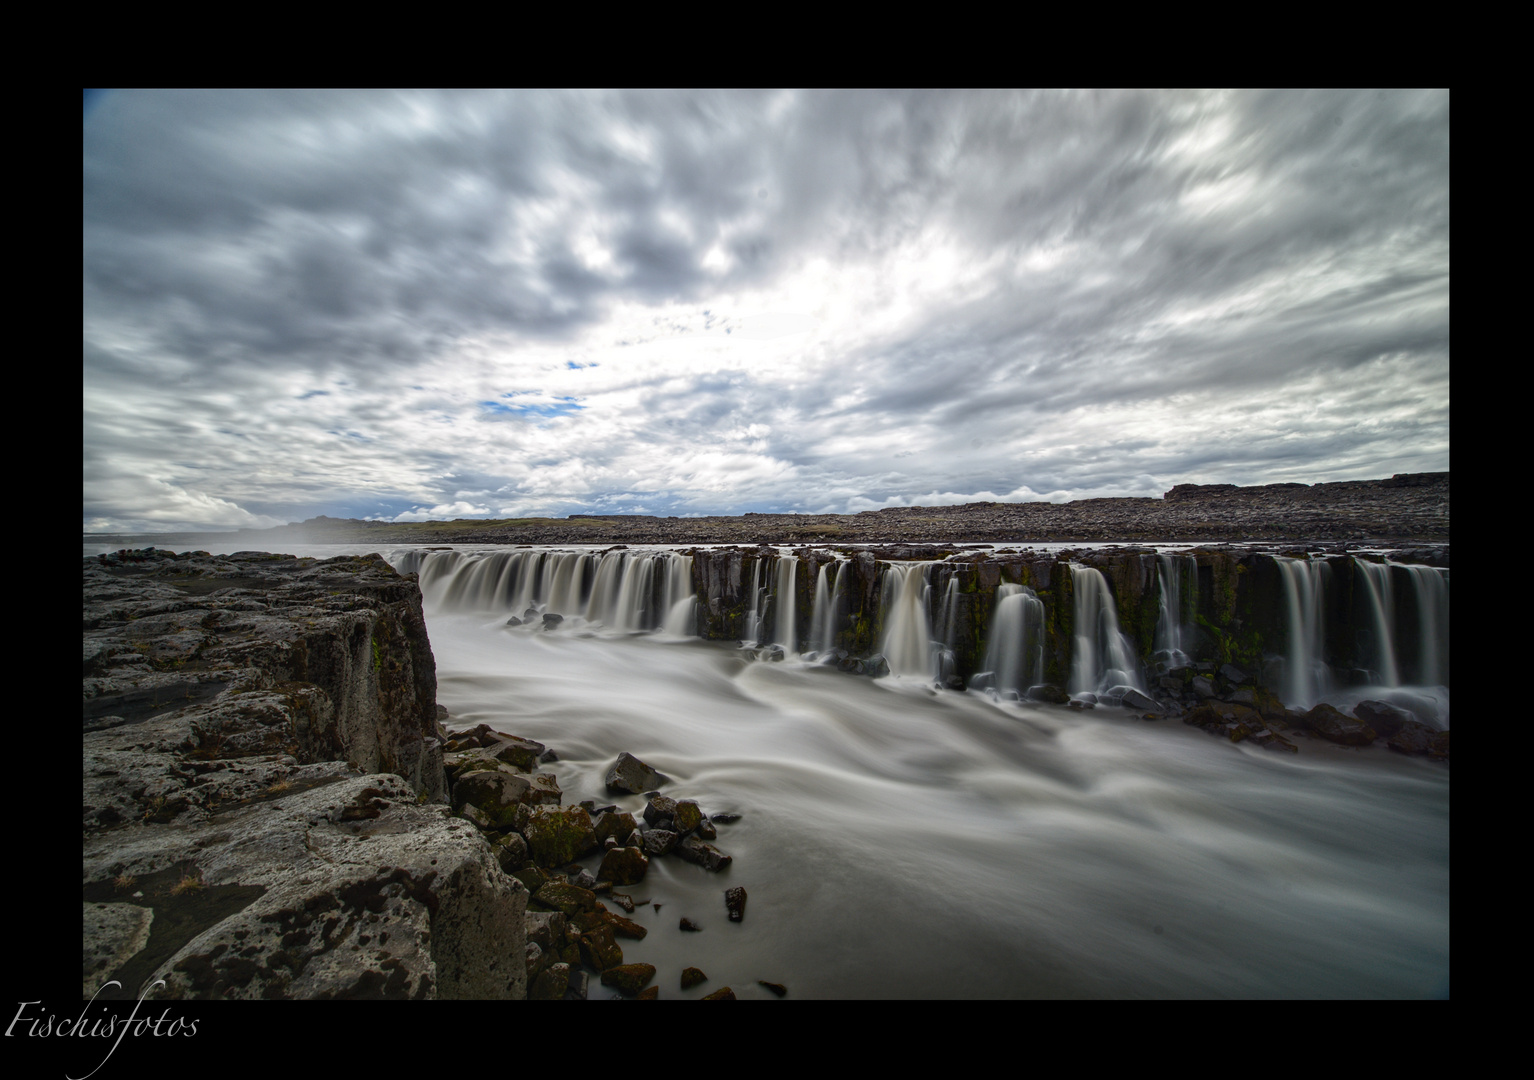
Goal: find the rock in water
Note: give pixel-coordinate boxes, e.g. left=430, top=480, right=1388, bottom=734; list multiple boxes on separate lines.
left=605, top=752, right=671, bottom=794
left=725, top=886, right=747, bottom=922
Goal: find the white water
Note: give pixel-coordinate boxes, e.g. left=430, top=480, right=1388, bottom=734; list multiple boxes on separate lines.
left=809, top=560, right=844, bottom=655
left=1068, top=565, right=1144, bottom=696
left=773, top=554, right=798, bottom=654
left=85, top=540, right=1450, bottom=997
left=1278, top=557, right=1451, bottom=726
left=1278, top=558, right=1332, bottom=710
left=1153, top=554, right=1194, bottom=669
left=879, top=562, right=935, bottom=678
left=981, top=583, right=1046, bottom=697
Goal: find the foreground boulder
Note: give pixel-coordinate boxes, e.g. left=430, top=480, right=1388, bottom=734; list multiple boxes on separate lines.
left=1296, top=703, right=1377, bottom=746
left=605, top=752, right=670, bottom=794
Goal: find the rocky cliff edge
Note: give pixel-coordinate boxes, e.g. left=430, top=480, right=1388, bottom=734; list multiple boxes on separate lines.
left=82, top=549, right=527, bottom=1000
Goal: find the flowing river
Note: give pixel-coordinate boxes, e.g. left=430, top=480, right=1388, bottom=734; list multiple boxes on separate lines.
left=85, top=540, right=1451, bottom=997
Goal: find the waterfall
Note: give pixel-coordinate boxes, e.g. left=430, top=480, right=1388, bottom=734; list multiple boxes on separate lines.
left=744, top=557, right=765, bottom=645
left=1354, top=560, right=1400, bottom=686
left=1397, top=562, right=1449, bottom=686
left=1068, top=565, right=1142, bottom=695
left=1152, top=554, right=1194, bottom=669
left=810, top=560, right=844, bottom=654
left=879, top=562, right=935, bottom=678
left=662, top=553, right=697, bottom=635
left=774, top=553, right=799, bottom=653
left=1277, top=558, right=1330, bottom=709
left=982, top=583, right=1045, bottom=696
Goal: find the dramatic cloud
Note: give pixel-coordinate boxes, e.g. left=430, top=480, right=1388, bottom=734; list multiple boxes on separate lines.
left=84, top=89, right=1449, bottom=531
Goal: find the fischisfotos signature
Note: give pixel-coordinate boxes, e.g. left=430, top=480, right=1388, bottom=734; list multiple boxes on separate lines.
left=6, top=981, right=198, bottom=1080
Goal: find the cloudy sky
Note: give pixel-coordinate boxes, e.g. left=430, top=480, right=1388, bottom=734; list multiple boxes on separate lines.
left=83, top=89, right=1449, bottom=532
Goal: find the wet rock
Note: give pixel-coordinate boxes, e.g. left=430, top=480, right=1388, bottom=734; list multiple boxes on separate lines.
left=1388, top=720, right=1450, bottom=760
left=700, top=986, right=737, bottom=1000
left=1112, top=687, right=1159, bottom=711
left=1296, top=703, right=1377, bottom=746
left=533, top=880, right=598, bottom=917
left=710, top=812, right=742, bottom=825
left=606, top=752, right=671, bottom=795
left=592, top=810, right=638, bottom=845
left=564, top=969, right=588, bottom=1000
left=636, top=985, right=659, bottom=999
left=1027, top=684, right=1070, bottom=704
left=1354, top=700, right=1418, bottom=738
left=453, top=769, right=539, bottom=829
left=681, top=966, right=708, bottom=990
left=643, top=794, right=679, bottom=827
left=600, top=963, right=656, bottom=996
left=1191, top=676, right=1216, bottom=699
left=696, top=815, right=717, bottom=840
left=758, top=980, right=787, bottom=997
left=598, top=845, right=650, bottom=886
left=541, top=613, right=563, bottom=629
left=528, top=962, right=569, bottom=1001
left=1219, top=664, right=1249, bottom=684
left=674, top=837, right=733, bottom=871
left=673, top=799, right=704, bottom=835
left=599, top=910, right=648, bottom=940
left=487, top=734, right=547, bottom=771
left=516, top=805, right=597, bottom=867
left=680, top=917, right=702, bottom=932
left=1247, top=727, right=1299, bottom=753
left=642, top=829, right=678, bottom=857
left=726, top=886, right=747, bottom=922
left=579, top=924, right=624, bottom=971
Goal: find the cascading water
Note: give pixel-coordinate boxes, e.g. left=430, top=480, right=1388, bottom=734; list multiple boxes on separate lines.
left=1354, top=560, right=1401, bottom=686
left=403, top=548, right=694, bottom=635
left=879, top=562, right=935, bottom=678
left=661, top=553, right=697, bottom=635
left=1068, top=565, right=1143, bottom=695
left=809, top=560, right=844, bottom=655
left=744, top=558, right=765, bottom=645
left=1277, top=557, right=1330, bottom=710
left=1152, top=554, right=1194, bottom=670
left=1397, top=562, right=1449, bottom=686
left=773, top=554, right=798, bottom=653
left=981, top=583, right=1045, bottom=696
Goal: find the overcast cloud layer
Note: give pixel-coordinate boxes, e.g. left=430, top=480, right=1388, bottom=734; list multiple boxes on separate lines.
left=84, top=89, right=1449, bottom=532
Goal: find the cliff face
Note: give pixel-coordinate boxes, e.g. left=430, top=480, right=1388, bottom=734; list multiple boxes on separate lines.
left=82, top=550, right=526, bottom=1000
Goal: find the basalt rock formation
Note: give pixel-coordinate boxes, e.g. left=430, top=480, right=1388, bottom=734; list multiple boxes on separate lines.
left=82, top=549, right=527, bottom=1000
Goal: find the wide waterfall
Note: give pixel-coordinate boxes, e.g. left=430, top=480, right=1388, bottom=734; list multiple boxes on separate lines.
left=401, top=547, right=697, bottom=635
left=1068, top=565, right=1144, bottom=696
left=87, top=538, right=1449, bottom=997
left=1276, top=555, right=1450, bottom=724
